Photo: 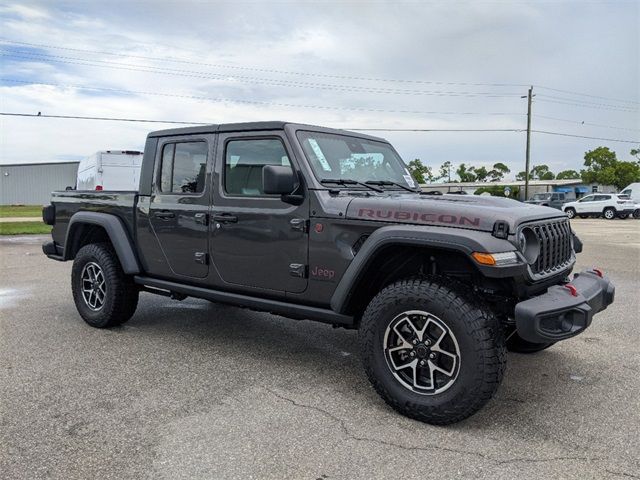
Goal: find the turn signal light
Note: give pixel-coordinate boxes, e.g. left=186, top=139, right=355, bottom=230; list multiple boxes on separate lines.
left=472, top=252, right=496, bottom=265
left=471, top=251, right=519, bottom=266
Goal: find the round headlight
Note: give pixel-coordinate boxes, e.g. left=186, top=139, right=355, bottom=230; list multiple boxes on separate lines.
left=518, top=227, right=540, bottom=264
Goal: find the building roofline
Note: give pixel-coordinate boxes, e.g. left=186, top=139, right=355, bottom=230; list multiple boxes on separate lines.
left=0, top=161, right=81, bottom=167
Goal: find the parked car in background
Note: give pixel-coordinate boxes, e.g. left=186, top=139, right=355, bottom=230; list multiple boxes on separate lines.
left=619, top=183, right=640, bottom=218
left=562, top=193, right=635, bottom=219
left=76, top=151, right=143, bottom=191
left=525, top=192, right=569, bottom=209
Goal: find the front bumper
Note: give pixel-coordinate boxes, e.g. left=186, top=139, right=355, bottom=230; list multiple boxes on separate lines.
left=514, top=270, right=615, bottom=343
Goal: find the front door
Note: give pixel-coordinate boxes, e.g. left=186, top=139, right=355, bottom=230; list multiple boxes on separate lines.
left=210, top=132, right=308, bottom=294
left=148, top=135, right=212, bottom=279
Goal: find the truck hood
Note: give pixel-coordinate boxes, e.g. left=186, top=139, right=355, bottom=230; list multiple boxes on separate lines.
left=346, top=193, right=567, bottom=232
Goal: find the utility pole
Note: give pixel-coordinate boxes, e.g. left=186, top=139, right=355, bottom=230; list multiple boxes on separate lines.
left=524, top=86, right=533, bottom=200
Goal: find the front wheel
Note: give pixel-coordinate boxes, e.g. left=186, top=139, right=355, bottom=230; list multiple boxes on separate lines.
left=603, top=207, right=616, bottom=220
left=565, top=208, right=576, bottom=219
left=359, top=278, right=506, bottom=425
left=71, top=243, right=139, bottom=328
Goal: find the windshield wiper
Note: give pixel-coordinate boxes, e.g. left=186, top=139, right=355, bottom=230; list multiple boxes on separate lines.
left=365, top=180, right=420, bottom=193
left=320, top=178, right=384, bottom=193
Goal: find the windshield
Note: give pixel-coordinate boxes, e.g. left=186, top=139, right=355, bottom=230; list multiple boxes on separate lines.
left=532, top=193, right=552, bottom=200
left=296, top=131, right=417, bottom=189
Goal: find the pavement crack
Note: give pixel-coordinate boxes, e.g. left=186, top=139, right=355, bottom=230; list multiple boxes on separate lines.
left=605, top=469, right=640, bottom=479
left=265, top=388, right=605, bottom=467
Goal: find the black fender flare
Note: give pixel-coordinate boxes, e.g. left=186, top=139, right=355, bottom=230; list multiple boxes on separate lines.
left=329, top=224, right=521, bottom=314
left=64, top=211, right=140, bottom=274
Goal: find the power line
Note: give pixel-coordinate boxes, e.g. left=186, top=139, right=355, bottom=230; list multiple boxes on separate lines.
left=535, top=85, right=639, bottom=106
left=0, top=78, right=524, bottom=116
left=535, top=114, right=640, bottom=132
left=3, top=112, right=638, bottom=143
left=535, top=97, right=638, bottom=113
left=3, top=39, right=637, bottom=107
left=531, top=130, right=639, bottom=144
left=0, top=38, right=528, bottom=89
left=0, top=51, right=522, bottom=98
left=536, top=94, right=639, bottom=111
left=0, top=112, right=206, bottom=125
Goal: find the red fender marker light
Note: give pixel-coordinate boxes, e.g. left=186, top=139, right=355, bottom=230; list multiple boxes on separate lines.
left=592, top=268, right=604, bottom=278
left=564, top=284, right=578, bottom=297
left=314, top=223, right=324, bottom=233
left=95, top=185, right=103, bottom=191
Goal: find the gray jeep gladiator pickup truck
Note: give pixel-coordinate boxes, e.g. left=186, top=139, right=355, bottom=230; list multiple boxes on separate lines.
left=42, top=121, right=615, bottom=424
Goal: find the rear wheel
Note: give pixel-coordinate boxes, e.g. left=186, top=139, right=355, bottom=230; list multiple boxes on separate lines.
left=603, top=207, right=616, bottom=220
left=359, top=278, right=506, bottom=425
left=71, top=243, right=139, bottom=328
left=565, top=208, right=576, bottom=219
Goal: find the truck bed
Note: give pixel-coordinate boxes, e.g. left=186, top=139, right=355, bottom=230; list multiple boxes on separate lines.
left=49, top=190, right=138, bottom=249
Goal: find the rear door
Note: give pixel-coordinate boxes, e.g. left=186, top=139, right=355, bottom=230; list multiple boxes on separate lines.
left=148, top=135, right=213, bottom=279
left=209, top=131, right=308, bottom=294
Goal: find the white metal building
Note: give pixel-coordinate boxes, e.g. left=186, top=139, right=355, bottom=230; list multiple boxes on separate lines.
left=0, top=162, right=79, bottom=205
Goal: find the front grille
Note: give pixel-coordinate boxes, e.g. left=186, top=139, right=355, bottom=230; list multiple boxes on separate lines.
left=529, top=219, right=573, bottom=276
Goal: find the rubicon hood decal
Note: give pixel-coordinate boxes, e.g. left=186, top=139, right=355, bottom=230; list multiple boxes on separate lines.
left=345, top=194, right=567, bottom=232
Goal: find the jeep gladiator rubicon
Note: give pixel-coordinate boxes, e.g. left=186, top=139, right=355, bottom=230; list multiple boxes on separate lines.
left=42, top=122, right=615, bottom=424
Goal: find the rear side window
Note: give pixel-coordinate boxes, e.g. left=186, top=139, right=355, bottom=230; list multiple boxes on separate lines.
left=224, top=138, right=291, bottom=196
left=159, top=141, right=208, bottom=194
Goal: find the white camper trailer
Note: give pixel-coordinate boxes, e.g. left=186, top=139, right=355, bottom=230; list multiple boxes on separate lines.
left=76, top=150, right=143, bottom=191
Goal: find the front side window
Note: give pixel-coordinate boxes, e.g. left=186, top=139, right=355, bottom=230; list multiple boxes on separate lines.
left=225, top=138, right=291, bottom=196
left=580, top=195, right=594, bottom=202
left=296, top=131, right=416, bottom=188
left=159, top=141, right=207, bottom=194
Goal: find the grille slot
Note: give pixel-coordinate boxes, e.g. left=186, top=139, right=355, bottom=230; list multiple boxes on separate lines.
left=530, top=219, right=573, bottom=277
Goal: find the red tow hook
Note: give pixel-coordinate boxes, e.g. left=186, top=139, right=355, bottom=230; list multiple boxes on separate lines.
left=592, top=268, right=604, bottom=278
left=564, top=284, right=578, bottom=297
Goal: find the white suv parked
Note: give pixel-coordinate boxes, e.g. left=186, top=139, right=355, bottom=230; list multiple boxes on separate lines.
left=562, top=194, right=635, bottom=219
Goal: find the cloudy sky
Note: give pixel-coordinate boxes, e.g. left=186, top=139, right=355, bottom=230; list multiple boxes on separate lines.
left=0, top=0, right=638, bottom=179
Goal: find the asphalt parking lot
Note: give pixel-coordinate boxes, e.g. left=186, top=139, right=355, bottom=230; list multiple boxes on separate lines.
left=1, top=219, right=638, bottom=479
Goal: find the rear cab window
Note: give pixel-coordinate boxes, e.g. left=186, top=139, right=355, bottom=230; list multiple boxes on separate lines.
left=159, top=141, right=208, bottom=194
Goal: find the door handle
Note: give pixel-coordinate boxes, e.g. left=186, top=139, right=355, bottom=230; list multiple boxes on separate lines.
left=212, top=214, right=238, bottom=224
left=155, top=210, right=175, bottom=219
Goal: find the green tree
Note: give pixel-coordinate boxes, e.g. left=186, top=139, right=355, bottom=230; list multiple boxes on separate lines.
left=630, top=148, right=639, bottom=161
left=530, top=164, right=555, bottom=180
left=556, top=169, right=580, bottom=180
left=438, top=161, right=453, bottom=182
left=473, top=166, right=489, bottom=182
left=515, top=171, right=533, bottom=181
left=488, top=162, right=510, bottom=182
left=406, top=158, right=433, bottom=184
left=581, top=147, right=618, bottom=183
left=456, top=163, right=477, bottom=182
left=610, top=161, right=640, bottom=189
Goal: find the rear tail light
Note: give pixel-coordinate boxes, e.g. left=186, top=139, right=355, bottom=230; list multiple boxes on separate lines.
left=95, top=185, right=103, bottom=191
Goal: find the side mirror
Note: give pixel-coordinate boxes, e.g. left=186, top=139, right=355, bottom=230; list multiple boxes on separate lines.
left=262, top=165, right=296, bottom=195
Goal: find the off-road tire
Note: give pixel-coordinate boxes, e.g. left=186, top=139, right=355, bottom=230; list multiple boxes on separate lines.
left=603, top=207, right=616, bottom=220
left=634, top=209, right=640, bottom=219
left=359, top=277, right=506, bottom=425
left=506, top=331, right=554, bottom=353
left=565, top=208, right=576, bottom=219
left=71, top=243, right=139, bottom=328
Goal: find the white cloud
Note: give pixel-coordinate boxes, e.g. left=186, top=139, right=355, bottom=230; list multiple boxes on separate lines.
left=0, top=0, right=638, bottom=176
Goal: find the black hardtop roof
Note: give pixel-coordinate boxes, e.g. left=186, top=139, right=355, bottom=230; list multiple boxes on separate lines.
left=147, top=121, right=386, bottom=142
